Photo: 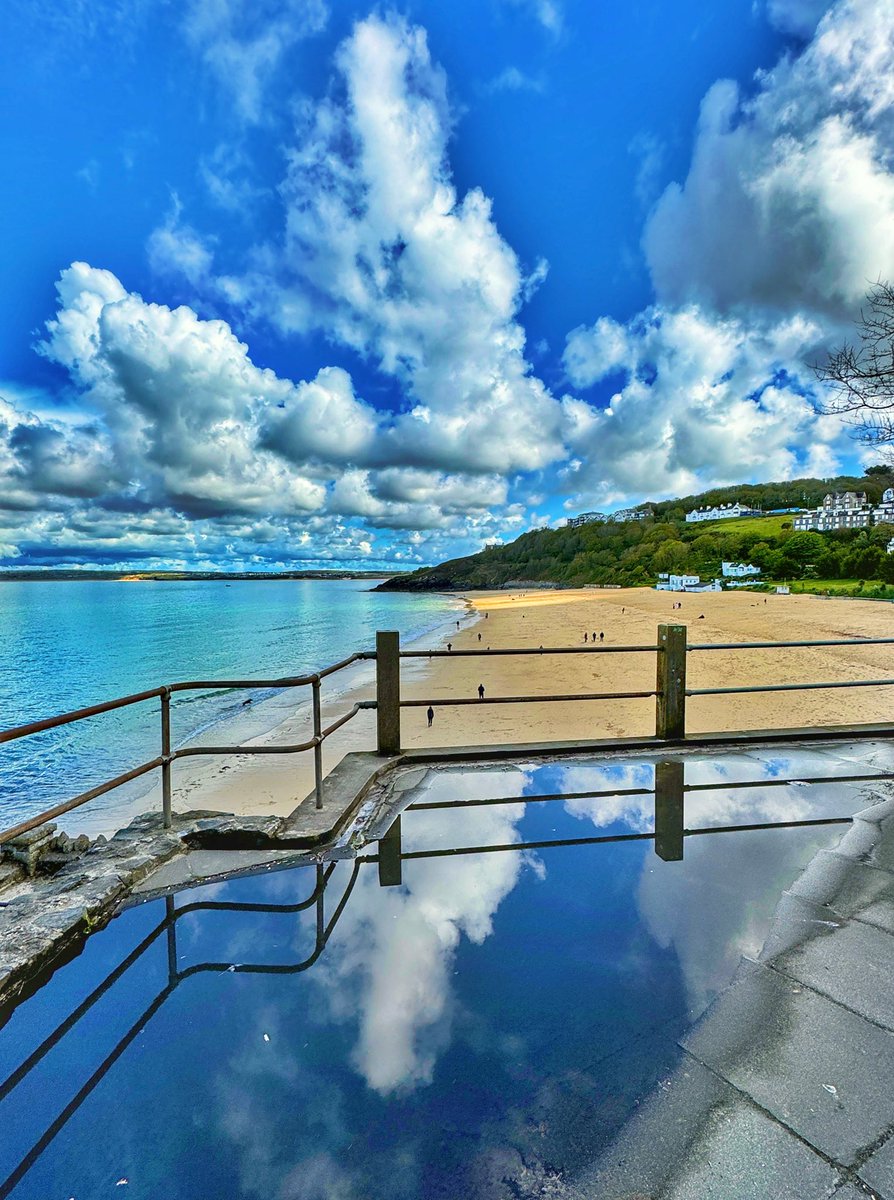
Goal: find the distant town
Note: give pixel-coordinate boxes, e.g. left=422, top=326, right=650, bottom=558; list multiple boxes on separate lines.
left=558, top=488, right=894, bottom=592
left=568, top=489, right=894, bottom=554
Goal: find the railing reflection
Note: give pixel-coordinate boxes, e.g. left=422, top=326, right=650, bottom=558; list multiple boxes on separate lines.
left=0, top=756, right=884, bottom=1197
left=0, top=861, right=361, bottom=1200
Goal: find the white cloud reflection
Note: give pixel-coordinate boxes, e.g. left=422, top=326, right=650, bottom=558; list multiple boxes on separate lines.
left=312, top=768, right=538, bottom=1094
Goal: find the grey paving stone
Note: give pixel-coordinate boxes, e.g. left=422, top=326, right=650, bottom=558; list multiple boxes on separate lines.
left=860, top=1134, right=894, bottom=1199
left=833, top=1183, right=886, bottom=1199
left=790, top=850, right=894, bottom=922
left=765, top=916, right=894, bottom=1032
left=662, top=1098, right=841, bottom=1200
left=577, top=1058, right=839, bottom=1199
left=682, top=958, right=894, bottom=1166
left=759, top=891, right=846, bottom=962
left=855, top=898, right=894, bottom=936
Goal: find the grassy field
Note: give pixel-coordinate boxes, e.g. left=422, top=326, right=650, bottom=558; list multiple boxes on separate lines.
left=778, top=579, right=894, bottom=598
left=685, top=514, right=794, bottom=538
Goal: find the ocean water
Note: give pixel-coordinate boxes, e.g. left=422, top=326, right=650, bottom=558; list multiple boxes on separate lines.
left=0, top=579, right=459, bottom=834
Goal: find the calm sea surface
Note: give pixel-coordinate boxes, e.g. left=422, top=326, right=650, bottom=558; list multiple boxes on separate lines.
left=0, top=579, right=459, bottom=832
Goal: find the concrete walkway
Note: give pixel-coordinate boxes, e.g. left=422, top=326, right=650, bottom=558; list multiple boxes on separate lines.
left=580, top=792, right=894, bottom=1198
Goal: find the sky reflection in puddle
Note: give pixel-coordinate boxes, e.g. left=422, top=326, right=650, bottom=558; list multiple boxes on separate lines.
left=0, top=742, right=889, bottom=1199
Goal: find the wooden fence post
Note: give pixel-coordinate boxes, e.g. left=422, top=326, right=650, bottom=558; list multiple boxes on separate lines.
left=656, top=623, right=687, bottom=740
left=376, top=630, right=401, bottom=756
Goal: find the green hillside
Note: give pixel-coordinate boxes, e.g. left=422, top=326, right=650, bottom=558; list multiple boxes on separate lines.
left=379, top=471, right=894, bottom=592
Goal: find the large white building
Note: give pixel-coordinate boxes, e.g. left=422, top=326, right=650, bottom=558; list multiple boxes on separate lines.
left=609, top=505, right=654, bottom=523
left=721, top=561, right=761, bottom=578
left=566, top=511, right=607, bottom=528
left=793, top=492, right=871, bottom=532
left=685, top=502, right=759, bottom=524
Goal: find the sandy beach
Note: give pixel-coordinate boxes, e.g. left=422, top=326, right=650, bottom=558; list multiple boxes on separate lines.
left=147, top=586, right=894, bottom=822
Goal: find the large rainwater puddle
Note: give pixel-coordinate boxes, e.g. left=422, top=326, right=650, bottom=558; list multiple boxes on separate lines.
left=1, top=741, right=892, bottom=1199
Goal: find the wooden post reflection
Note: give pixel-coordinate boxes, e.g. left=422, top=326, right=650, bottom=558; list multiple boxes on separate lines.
left=654, top=760, right=684, bottom=861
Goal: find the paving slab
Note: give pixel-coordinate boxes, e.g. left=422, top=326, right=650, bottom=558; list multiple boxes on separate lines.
left=764, top=915, right=894, bottom=1032
left=860, top=1134, right=894, bottom=1199
left=682, top=958, right=894, bottom=1166
left=578, top=1058, right=839, bottom=1199
left=833, top=1183, right=886, bottom=1199
left=758, top=890, right=846, bottom=962
left=789, top=850, right=894, bottom=922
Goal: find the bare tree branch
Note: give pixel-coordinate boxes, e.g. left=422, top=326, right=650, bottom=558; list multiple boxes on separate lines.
left=815, top=281, right=894, bottom=455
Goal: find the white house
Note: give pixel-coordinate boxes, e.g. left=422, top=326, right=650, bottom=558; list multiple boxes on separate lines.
left=721, top=561, right=761, bottom=578
left=685, top=502, right=759, bottom=524
left=566, top=511, right=607, bottom=528
left=887, top=537, right=894, bottom=556
left=656, top=573, right=704, bottom=591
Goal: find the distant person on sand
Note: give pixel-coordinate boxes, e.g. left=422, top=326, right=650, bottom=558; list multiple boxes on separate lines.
left=584, top=632, right=588, bottom=642
left=478, top=632, right=482, bottom=641
left=456, top=620, right=460, bottom=629
left=478, top=683, right=485, bottom=700
left=599, top=631, right=604, bottom=642
left=592, top=632, right=597, bottom=641
left=485, top=612, right=488, bottom=618
left=447, top=642, right=452, bottom=652
left=427, top=705, right=434, bottom=727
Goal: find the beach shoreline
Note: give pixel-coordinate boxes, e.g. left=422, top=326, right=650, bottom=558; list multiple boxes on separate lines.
left=118, top=585, right=894, bottom=830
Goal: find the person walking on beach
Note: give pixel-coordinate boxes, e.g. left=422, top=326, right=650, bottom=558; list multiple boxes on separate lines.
left=584, top=632, right=588, bottom=642
left=478, top=632, right=482, bottom=641
left=427, top=705, right=434, bottom=727
left=447, top=642, right=452, bottom=652
left=599, top=631, right=604, bottom=642
left=478, top=683, right=485, bottom=700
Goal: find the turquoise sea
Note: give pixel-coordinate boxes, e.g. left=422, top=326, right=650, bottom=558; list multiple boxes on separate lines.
left=0, top=579, right=459, bottom=834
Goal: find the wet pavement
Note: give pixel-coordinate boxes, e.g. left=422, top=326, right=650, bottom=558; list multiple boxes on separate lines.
left=2, top=739, right=894, bottom=1198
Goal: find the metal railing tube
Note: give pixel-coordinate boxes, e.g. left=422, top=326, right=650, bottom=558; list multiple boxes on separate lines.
left=160, top=688, right=172, bottom=829
left=399, top=691, right=654, bottom=706
left=0, top=757, right=164, bottom=844
left=312, top=676, right=324, bottom=811
left=0, top=687, right=166, bottom=745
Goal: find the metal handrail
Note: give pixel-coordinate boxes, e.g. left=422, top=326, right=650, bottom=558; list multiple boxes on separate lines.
left=688, top=637, right=894, bottom=651
left=0, top=655, right=372, bottom=842
left=688, top=679, right=894, bottom=696
left=401, top=644, right=659, bottom=657
left=400, top=690, right=655, bottom=707
left=6, top=624, right=894, bottom=848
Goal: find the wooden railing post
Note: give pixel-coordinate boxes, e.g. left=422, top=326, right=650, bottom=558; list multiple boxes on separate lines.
left=376, top=630, right=401, bottom=755
left=654, top=760, right=684, bottom=861
left=656, top=623, right=687, bottom=740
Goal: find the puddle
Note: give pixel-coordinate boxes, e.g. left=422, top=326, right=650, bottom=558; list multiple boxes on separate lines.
left=0, top=741, right=889, bottom=1198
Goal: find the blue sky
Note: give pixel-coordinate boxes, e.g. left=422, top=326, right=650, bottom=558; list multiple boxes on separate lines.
left=0, top=0, right=886, bottom=570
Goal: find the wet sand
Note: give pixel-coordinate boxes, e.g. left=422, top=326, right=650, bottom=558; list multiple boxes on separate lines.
left=156, top=587, right=894, bottom=820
